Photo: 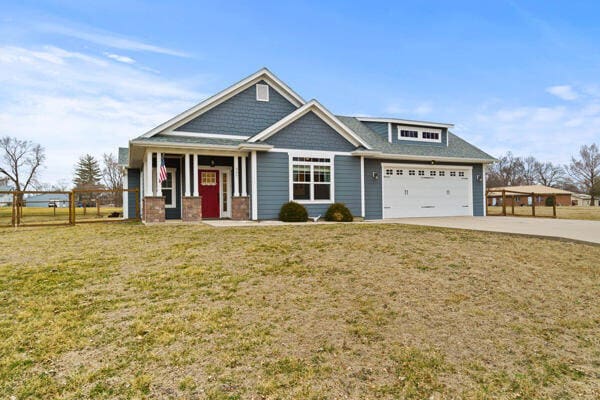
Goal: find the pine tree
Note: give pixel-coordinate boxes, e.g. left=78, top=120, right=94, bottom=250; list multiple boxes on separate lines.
left=73, top=154, right=102, bottom=188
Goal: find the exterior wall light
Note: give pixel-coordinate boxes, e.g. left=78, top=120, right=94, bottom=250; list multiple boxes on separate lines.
left=372, top=171, right=379, bottom=180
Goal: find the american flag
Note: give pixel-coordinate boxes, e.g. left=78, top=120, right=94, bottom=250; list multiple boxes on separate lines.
left=158, top=156, right=168, bottom=184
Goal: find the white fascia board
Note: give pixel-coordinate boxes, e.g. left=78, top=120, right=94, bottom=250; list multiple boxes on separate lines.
left=131, top=140, right=240, bottom=151
left=248, top=100, right=372, bottom=149
left=237, top=143, right=273, bottom=151
left=356, top=117, right=454, bottom=129
left=163, top=131, right=251, bottom=140
left=351, top=150, right=494, bottom=164
left=139, top=68, right=305, bottom=139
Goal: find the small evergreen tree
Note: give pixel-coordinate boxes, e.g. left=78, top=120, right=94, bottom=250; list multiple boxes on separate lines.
left=73, top=154, right=103, bottom=205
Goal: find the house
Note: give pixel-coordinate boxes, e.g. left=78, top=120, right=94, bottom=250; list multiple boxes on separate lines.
left=487, top=185, right=572, bottom=207
left=0, top=184, right=14, bottom=207
left=25, top=193, right=69, bottom=208
left=118, top=68, right=495, bottom=223
left=571, top=193, right=599, bottom=206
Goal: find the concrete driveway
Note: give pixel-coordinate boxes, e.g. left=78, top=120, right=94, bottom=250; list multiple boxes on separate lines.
left=370, top=216, right=600, bottom=245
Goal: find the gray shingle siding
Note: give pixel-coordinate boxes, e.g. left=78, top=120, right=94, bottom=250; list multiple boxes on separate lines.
left=264, top=112, right=356, bottom=151
left=333, top=156, right=361, bottom=217
left=175, top=81, right=297, bottom=137
left=257, top=152, right=289, bottom=219
left=364, top=158, right=383, bottom=219
left=127, top=168, right=140, bottom=218
left=472, top=164, right=484, bottom=216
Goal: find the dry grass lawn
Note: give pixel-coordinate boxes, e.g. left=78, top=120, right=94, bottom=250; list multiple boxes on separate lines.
left=0, top=206, right=124, bottom=226
left=487, top=205, right=600, bottom=221
left=1, top=222, right=599, bottom=399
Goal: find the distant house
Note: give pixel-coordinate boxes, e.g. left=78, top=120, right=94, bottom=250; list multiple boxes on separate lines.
left=487, top=184, right=572, bottom=207
left=571, top=193, right=599, bottom=207
left=0, top=184, right=14, bottom=207
left=25, top=193, right=69, bottom=208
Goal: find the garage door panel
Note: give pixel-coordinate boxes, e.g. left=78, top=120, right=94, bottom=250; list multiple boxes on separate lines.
left=382, top=165, right=472, bottom=218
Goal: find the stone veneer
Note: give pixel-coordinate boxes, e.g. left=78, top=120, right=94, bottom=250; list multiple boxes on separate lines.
left=182, top=196, right=202, bottom=222
left=231, top=196, right=250, bottom=220
left=143, top=196, right=165, bottom=223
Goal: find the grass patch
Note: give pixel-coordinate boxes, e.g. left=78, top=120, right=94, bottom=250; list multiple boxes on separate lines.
left=0, top=222, right=599, bottom=398
left=488, top=205, right=600, bottom=220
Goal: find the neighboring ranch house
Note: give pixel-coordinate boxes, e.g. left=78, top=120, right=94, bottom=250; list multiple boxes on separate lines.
left=118, top=68, right=495, bottom=222
left=487, top=185, right=572, bottom=207
left=0, top=185, right=14, bottom=207
left=571, top=193, right=599, bottom=207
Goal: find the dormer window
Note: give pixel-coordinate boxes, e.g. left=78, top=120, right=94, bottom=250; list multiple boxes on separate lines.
left=400, top=130, right=418, bottom=138
left=397, top=126, right=442, bottom=143
left=422, top=131, right=440, bottom=140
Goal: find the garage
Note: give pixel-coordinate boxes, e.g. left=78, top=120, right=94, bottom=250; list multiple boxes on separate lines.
left=382, top=163, right=472, bottom=218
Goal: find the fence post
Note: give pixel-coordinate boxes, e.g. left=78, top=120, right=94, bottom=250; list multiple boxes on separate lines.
left=72, top=191, right=77, bottom=225
left=11, top=192, right=16, bottom=227
left=485, top=190, right=489, bottom=216
left=553, top=195, right=557, bottom=218
left=134, top=189, right=140, bottom=219
left=511, top=197, right=515, bottom=215
left=531, top=192, right=536, bottom=217
left=68, top=192, right=73, bottom=225
left=502, top=190, right=506, bottom=216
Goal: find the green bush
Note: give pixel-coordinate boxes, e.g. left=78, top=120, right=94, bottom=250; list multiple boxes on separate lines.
left=545, top=196, right=555, bottom=206
left=324, top=203, right=353, bottom=222
left=279, top=201, right=308, bottom=222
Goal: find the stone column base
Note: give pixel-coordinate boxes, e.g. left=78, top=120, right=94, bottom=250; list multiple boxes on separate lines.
left=182, top=196, right=202, bottom=222
left=232, top=196, right=250, bottom=220
left=143, top=196, right=165, bottom=223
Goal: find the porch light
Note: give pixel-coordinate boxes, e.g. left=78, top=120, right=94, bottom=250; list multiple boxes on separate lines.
left=210, top=159, right=215, bottom=167
left=372, top=171, right=379, bottom=180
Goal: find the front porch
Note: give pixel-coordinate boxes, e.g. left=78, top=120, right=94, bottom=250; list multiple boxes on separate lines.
left=139, top=151, right=254, bottom=223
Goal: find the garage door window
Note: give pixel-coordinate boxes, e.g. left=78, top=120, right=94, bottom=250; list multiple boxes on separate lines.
left=292, top=157, right=332, bottom=202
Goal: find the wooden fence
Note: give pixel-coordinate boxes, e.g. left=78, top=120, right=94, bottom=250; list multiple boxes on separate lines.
left=486, top=189, right=557, bottom=218
left=0, top=189, right=139, bottom=228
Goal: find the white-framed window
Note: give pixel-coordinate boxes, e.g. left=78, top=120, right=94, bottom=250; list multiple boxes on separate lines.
left=291, top=156, right=332, bottom=203
left=201, top=171, right=217, bottom=185
left=161, top=168, right=177, bottom=208
left=397, top=125, right=442, bottom=143
left=422, top=131, right=440, bottom=140
left=400, top=130, right=418, bottom=138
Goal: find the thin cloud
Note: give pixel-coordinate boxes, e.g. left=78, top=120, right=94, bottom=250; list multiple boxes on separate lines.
left=105, top=53, right=135, bottom=64
left=546, top=85, right=578, bottom=101
left=39, top=23, right=190, bottom=58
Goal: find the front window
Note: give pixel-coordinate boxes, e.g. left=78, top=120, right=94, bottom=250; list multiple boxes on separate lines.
left=161, top=168, right=176, bottom=208
left=292, top=156, right=332, bottom=202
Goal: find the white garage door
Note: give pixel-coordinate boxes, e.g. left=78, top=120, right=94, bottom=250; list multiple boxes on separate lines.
left=382, top=164, right=472, bottom=218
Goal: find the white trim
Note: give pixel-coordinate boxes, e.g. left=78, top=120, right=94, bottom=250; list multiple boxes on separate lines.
left=360, top=156, right=365, bottom=217
left=145, top=151, right=153, bottom=196
left=356, top=117, right=454, bottom=129
left=156, top=151, right=162, bottom=197
left=122, top=172, right=129, bottom=218
left=269, top=148, right=353, bottom=156
left=482, top=164, right=487, bottom=216
left=140, top=68, right=305, bottom=138
left=184, top=153, right=191, bottom=197
left=192, top=154, right=199, bottom=196
left=163, top=131, right=251, bottom=140
left=162, top=167, right=177, bottom=208
left=351, top=150, right=495, bottom=164
left=251, top=151, right=258, bottom=220
left=397, top=125, right=442, bottom=143
left=288, top=152, right=335, bottom=204
left=247, top=100, right=371, bottom=149
left=241, top=155, right=247, bottom=196
left=256, top=83, right=269, bottom=102
left=381, top=162, right=473, bottom=171
left=233, top=155, right=240, bottom=197
left=131, top=140, right=272, bottom=152
left=387, top=123, right=392, bottom=143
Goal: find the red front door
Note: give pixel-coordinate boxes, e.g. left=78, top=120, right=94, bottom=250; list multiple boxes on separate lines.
left=199, top=170, right=220, bottom=218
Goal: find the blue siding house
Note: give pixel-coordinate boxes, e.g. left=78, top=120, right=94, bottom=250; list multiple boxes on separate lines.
left=118, top=68, right=495, bottom=223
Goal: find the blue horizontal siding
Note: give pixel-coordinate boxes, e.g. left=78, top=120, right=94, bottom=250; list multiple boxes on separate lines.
left=127, top=169, right=140, bottom=218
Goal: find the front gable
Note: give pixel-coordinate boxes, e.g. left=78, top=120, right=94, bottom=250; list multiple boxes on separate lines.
left=175, top=81, right=297, bottom=137
left=264, top=111, right=357, bottom=151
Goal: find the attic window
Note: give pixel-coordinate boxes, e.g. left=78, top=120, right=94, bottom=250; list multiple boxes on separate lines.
left=256, top=84, right=269, bottom=102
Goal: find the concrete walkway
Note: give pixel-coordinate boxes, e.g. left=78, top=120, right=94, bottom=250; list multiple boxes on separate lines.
left=370, top=216, right=600, bottom=245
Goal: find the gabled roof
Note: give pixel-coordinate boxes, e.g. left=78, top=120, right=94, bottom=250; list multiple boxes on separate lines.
left=356, top=117, right=454, bottom=129
left=248, top=100, right=371, bottom=149
left=488, top=185, right=572, bottom=195
left=338, top=116, right=496, bottom=163
left=139, top=68, right=305, bottom=139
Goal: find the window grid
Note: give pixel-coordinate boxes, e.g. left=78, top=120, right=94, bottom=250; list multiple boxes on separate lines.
left=292, top=157, right=332, bottom=202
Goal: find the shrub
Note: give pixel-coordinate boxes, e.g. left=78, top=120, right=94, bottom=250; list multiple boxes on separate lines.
left=545, top=196, right=555, bottom=206
left=279, top=201, right=308, bottom=222
left=324, top=203, right=353, bottom=222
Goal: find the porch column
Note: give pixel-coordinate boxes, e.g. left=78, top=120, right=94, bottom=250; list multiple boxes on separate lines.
left=360, top=156, right=365, bottom=218
left=241, top=154, right=247, bottom=196
left=145, top=151, right=153, bottom=196
left=192, top=153, right=199, bottom=196
left=156, top=151, right=162, bottom=197
left=184, top=153, right=191, bottom=197
left=233, top=155, right=240, bottom=197
left=251, top=151, right=258, bottom=220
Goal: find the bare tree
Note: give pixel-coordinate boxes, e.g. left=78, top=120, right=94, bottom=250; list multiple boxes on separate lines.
left=534, top=161, right=564, bottom=187
left=0, top=137, right=45, bottom=192
left=486, top=152, right=525, bottom=187
left=522, top=156, right=538, bottom=185
left=102, top=153, right=125, bottom=206
left=566, top=144, right=600, bottom=203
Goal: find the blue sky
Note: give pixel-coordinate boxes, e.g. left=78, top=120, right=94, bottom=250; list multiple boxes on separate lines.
left=1, top=0, right=600, bottom=184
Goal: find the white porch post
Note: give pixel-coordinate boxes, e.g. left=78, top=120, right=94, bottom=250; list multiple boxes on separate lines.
left=251, top=151, right=257, bottom=220
left=360, top=156, right=365, bottom=218
left=241, top=154, right=247, bottom=196
left=233, top=155, right=240, bottom=197
left=192, top=153, right=199, bottom=196
left=156, top=151, right=162, bottom=196
left=145, top=151, right=153, bottom=196
left=184, top=153, right=191, bottom=197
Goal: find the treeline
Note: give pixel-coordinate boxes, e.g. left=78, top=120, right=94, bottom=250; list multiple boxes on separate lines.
left=487, top=143, right=600, bottom=200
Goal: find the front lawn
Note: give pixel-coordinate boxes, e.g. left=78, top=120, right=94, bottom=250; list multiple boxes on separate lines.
left=1, top=222, right=599, bottom=399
